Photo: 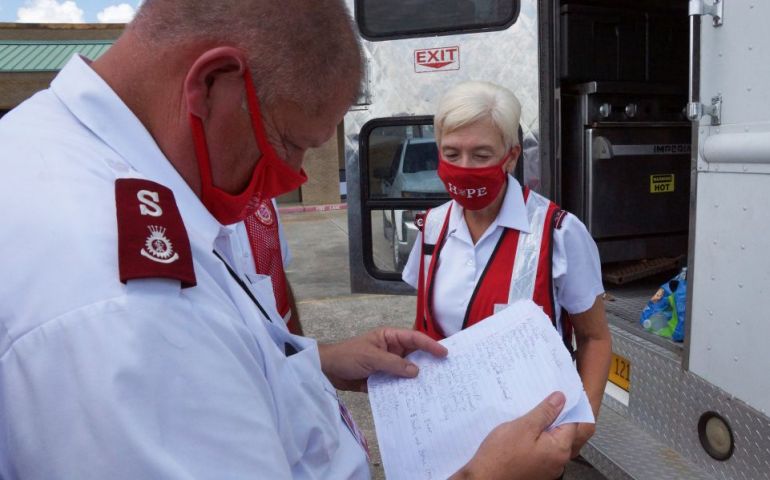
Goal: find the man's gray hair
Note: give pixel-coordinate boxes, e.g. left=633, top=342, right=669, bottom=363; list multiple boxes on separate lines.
left=131, top=0, right=363, bottom=111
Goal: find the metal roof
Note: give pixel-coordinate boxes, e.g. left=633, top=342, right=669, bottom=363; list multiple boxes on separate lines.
left=0, top=40, right=112, bottom=72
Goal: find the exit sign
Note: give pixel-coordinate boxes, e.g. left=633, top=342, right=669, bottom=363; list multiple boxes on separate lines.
left=414, top=46, right=460, bottom=73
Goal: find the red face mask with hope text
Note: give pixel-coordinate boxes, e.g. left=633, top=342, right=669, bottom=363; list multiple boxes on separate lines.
left=189, top=69, right=308, bottom=225
left=437, top=152, right=510, bottom=211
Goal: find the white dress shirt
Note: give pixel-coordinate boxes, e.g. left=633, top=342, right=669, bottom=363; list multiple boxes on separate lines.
left=0, top=55, right=368, bottom=479
left=402, top=176, right=604, bottom=336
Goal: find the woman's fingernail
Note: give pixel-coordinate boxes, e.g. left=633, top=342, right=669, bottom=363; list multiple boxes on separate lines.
left=405, top=364, right=418, bottom=376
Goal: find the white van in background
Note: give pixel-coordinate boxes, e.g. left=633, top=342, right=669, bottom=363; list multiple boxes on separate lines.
left=377, top=137, right=444, bottom=269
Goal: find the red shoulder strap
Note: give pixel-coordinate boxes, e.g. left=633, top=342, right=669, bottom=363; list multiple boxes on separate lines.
left=115, top=179, right=196, bottom=288
left=532, top=200, right=574, bottom=354
left=414, top=206, right=452, bottom=340
left=533, top=201, right=562, bottom=323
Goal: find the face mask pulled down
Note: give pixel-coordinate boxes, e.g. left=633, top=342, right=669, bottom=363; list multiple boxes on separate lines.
left=437, top=153, right=510, bottom=210
left=189, top=69, right=307, bottom=225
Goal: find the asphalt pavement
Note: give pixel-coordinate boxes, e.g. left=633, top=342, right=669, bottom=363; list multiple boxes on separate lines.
left=282, top=208, right=606, bottom=480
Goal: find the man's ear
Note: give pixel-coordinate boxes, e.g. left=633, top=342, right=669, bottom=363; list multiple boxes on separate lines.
left=504, top=144, right=522, bottom=173
left=183, top=46, right=248, bottom=120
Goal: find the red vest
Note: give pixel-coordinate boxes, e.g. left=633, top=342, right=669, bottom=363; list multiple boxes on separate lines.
left=245, top=200, right=294, bottom=329
left=413, top=187, right=573, bottom=352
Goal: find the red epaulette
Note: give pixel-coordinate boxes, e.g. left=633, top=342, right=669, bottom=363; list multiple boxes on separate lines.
left=115, top=179, right=196, bottom=288
left=414, top=212, right=426, bottom=232
left=553, top=209, right=568, bottom=230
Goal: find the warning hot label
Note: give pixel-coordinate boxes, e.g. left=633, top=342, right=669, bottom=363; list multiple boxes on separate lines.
left=650, top=174, right=675, bottom=193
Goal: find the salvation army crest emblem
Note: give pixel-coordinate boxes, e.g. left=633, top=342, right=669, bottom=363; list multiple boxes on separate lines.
left=141, top=225, right=179, bottom=264
left=255, top=201, right=274, bottom=226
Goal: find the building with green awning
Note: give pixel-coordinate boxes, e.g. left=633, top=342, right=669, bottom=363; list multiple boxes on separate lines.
left=0, top=23, right=122, bottom=112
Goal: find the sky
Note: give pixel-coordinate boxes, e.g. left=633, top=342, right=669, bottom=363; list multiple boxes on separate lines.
left=0, top=0, right=142, bottom=23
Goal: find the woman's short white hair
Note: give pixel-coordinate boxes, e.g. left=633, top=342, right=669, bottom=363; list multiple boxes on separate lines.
left=434, top=81, right=522, bottom=149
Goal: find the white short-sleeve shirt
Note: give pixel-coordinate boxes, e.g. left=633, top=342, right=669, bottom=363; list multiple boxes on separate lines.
left=402, top=177, right=604, bottom=337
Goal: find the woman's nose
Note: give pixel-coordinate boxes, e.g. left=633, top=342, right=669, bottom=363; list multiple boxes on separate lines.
left=455, top=154, right=474, bottom=168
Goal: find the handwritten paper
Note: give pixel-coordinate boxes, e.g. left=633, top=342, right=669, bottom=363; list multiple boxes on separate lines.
left=368, top=300, right=594, bottom=480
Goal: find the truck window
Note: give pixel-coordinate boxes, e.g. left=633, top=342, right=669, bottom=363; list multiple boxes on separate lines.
left=355, top=0, right=520, bottom=40
left=360, top=117, right=449, bottom=279
left=368, top=124, right=441, bottom=200
left=403, top=143, right=438, bottom=173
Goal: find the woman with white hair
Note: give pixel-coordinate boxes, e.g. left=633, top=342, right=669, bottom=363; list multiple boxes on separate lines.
left=402, top=81, right=611, bottom=458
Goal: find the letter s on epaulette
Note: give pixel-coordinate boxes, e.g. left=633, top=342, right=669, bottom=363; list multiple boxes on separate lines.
left=115, top=179, right=196, bottom=287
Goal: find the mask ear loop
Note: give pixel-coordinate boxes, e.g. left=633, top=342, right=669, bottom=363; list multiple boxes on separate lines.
left=242, top=69, right=272, bottom=156
left=500, top=151, right=512, bottom=165
left=188, top=66, right=258, bottom=194
left=188, top=67, right=260, bottom=196
left=241, top=68, right=307, bottom=199
left=189, top=112, right=216, bottom=197
left=497, top=151, right=512, bottom=175
left=188, top=84, right=262, bottom=224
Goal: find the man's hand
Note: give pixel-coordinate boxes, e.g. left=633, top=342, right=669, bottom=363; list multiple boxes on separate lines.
left=451, top=392, right=576, bottom=480
left=318, top=327, right=448, bottom=392
left=571, top=422, right=596, bottom=458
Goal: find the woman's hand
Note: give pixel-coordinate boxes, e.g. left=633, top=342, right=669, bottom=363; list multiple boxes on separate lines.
left=571, top=295, right=611, bottom=448
left=318, top=327, right=448, bottom=392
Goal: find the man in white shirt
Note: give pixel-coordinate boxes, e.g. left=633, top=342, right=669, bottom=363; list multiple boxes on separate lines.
left=0, top=1, right=576, bottom=478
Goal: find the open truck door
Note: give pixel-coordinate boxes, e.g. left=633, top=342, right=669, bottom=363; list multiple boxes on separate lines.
left=681, top=0, right=770, bottom=473
left=578, top=2, right=770, bottom=478
left=345, top=1, right=770, bottom=478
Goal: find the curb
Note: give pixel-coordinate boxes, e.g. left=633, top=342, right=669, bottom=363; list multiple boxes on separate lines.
left=279, top=203, right=348, bottom=215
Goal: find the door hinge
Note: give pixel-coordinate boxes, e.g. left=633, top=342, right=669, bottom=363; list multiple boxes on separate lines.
left=689, top=0, right=723, bottom=27
left=688, top=95, right=722, bottom=125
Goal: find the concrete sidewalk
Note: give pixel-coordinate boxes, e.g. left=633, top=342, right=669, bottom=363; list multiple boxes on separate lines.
left=282, top=209, right=604, bottom=480
left=283, top=209, right=412, bottom=477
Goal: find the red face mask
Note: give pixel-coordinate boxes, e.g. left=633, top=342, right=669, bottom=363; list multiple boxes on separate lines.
left=189, top=69, right=308, bottom=225
left=437, top=153, right=510, bottom=210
